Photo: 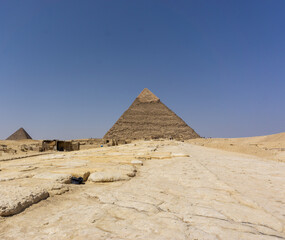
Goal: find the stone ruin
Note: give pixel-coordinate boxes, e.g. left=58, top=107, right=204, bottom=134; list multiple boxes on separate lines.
left=41, top=140, right=80, bottom=152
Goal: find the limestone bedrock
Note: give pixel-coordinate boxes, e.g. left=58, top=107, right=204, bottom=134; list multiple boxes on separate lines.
left=0, top=140, right=285, bottom=240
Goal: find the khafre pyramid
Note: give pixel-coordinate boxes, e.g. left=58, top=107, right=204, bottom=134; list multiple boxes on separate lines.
left=6, top=128, right=32, bottom=140
left=103, top=88, right=200, bottom=140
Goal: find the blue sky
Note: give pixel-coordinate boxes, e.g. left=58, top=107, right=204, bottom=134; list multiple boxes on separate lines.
left=1, top=0, right=284, bottom=139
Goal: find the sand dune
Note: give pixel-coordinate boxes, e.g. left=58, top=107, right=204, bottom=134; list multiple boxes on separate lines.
left=242, top=132, right=285, bottom=142
left=188, top=132, right=285, bottom=162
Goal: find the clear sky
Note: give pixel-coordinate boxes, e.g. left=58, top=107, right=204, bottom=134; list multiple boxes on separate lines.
left=1, top=0, right=284, bottom=140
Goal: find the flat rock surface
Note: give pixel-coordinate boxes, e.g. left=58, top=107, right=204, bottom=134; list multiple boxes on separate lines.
left=33, top=173, right=72, bottom=184
left=0, top=141, right=285, bottom=239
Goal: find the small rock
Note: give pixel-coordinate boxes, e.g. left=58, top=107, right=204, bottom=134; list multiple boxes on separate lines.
left=88, top=172, right=130, bottom=182
left=131, top=160, right=143, bottom=166
left=71, top=171, right=90, bottom=182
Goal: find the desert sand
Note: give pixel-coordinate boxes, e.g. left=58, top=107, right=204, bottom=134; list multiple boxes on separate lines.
left=0, top=135, right=285, bottom=239
left=188, top=132, right=285, bottom=162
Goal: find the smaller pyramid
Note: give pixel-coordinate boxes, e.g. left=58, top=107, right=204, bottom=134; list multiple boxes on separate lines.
left=6, top=128, right=32, bottom=140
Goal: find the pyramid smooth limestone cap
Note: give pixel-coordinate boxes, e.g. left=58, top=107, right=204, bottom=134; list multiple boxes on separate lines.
left=137, top=88, right=160, bottom=103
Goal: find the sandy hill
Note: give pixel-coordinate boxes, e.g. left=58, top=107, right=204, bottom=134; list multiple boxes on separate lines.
left=240, top=132, right=285, bottom=143
left=188, top=132, right=285, bottom=162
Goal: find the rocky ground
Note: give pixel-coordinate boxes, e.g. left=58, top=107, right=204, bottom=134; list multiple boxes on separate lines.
left=0, top=140, right=285, bottom=239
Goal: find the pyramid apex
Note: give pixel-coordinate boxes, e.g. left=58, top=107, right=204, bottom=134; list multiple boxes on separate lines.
left=137, top=88, right=160, bottom=103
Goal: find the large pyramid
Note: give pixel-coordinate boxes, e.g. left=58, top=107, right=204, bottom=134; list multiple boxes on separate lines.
left=6, top=128, right=32, bottom=140
left=104, top=88, right=200, bottom=140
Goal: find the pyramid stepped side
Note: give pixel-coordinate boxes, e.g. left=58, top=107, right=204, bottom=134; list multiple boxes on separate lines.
left=6, top=128, right=32, bottom=140
left=104, top=90, right=200, bottom=140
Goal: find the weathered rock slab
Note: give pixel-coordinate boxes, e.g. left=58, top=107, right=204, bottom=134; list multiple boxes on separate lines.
left=0, top=186, right=49, bottom=216
left=33, top=173, right=72, bottom=184
left=88, top=171, right=130, bottom=182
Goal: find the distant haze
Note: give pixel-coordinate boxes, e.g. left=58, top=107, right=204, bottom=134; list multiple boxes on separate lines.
left=0, top=0, right=284, bottom=140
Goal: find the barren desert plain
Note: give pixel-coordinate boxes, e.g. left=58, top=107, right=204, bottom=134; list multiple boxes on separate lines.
left=0, top=133, right=285, bottom=239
